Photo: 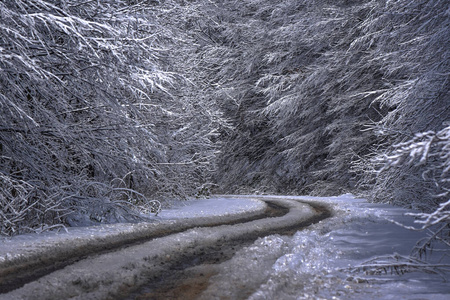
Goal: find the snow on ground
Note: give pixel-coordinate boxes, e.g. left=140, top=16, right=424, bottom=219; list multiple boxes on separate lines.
left=1, top=194, right=449, bottom=299
left=201, top=194, right=450, bottom=300
left=0, top=197, right=265, bottom=263
left=0, top=197, right=312, bottom=300
left=157, top=197, right=265, bottom=219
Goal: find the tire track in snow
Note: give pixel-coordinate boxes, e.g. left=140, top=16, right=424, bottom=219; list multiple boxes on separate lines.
left=0, top=200, right=278, bottom=294
left=0, top=198, right=331, bottom=300
left=129, top=199, right=332, bottom=300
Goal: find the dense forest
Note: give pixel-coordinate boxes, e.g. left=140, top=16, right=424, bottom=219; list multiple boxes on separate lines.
left=1, top=0, right=448, bottom=261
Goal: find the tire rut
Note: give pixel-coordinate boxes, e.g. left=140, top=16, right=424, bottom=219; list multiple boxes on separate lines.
left=0, top=198, right=332, bottom=300
left=0, top=200, right=285, bottom=294
left=125, top=199, right=331, bottom=300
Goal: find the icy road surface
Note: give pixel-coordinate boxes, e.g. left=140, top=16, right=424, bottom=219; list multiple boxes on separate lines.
left=1, top=195, right=449, bottom=299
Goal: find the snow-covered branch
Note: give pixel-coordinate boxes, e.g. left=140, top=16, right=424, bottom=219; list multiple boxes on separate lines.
left=0, top=0, right=224, bottom=235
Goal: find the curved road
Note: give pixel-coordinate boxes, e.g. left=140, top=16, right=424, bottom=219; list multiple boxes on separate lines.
left=0, top=197, right=332, bottom=300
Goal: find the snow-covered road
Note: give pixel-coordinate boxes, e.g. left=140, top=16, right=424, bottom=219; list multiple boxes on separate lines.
left=0, top=197, right=327, bottom=299
left=1, top=195, right=449, bottom=299
left=0, top=196, right=270, bottom=295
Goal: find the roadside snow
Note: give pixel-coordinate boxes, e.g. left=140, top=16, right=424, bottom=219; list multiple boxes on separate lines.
left=201, top=194, right=450, bottom=300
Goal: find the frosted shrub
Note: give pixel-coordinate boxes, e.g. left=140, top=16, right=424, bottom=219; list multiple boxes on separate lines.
left=385, top=126, right=449, bottom=256
left=0, top=174, right=66, bottom=235
left=355, top=126, right=450, bottom=273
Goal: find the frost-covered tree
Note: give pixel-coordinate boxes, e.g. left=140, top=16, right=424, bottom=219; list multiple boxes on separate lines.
left=196, top=0, right=449, bottom=202
left=198, top=0, right=384, bottom=194
left=350, top=0, right=449, bottom=262
left=0, top=0, right=223, bottom=235
left=200, top=0, right=450, bottom=264
left=352, top=0, right=449, bottom=201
